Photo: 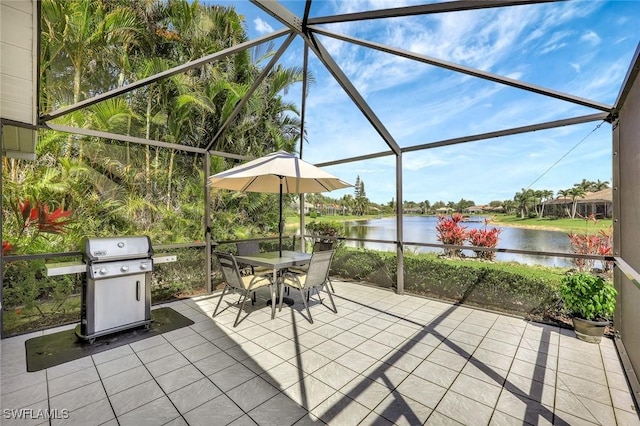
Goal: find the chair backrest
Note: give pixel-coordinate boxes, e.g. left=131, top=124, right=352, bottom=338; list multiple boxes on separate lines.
left=214, top=251, right=245, bottom=290
left=303, top=250, right=334, bottom=289
left=312, top=241, right=334, bottom=252
left=236, top=241, right=260, bottom=256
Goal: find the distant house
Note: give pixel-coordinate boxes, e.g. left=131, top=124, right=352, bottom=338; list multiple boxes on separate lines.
left=403, top=207, right=422, bottom=214
left=545, top=188, right=612, bottom=218
left=464, top=205, right=485, bottom=214
left=291, top=201, right=314, bottom=214
left=435, top=207, right=452, bottom=214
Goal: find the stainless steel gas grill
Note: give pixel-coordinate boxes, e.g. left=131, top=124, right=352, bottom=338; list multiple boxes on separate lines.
left=77, top=236, right=154, bottom=341
left=45, top=235, right=177, bottom=342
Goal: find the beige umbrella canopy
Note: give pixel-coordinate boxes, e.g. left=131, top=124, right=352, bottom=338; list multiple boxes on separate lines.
left=209, top=150, right=352, bottom=255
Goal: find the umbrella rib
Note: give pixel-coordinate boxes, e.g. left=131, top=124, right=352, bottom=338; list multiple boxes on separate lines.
left=317, top=180, right=332, bottom=192
left=240, top=176, right=259, bottom=192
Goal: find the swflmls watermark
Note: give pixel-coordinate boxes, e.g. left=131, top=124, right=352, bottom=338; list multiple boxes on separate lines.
left=3, top=408, right=70, bottom=420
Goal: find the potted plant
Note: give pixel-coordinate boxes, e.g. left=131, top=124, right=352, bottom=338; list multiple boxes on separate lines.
left=560, top=272, right=617, bottom=343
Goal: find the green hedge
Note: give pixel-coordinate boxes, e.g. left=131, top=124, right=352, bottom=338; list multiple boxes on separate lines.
left=332, top=249, right=563, bottom=316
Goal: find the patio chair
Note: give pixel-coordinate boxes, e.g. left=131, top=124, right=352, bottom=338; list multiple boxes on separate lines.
left=213, top=251, right=275, bottom=327
left=288, top=241, right=336, bottom=293
left=236, top=241, right=270, bottom=276
left=280, top=250, right=337, bottom=323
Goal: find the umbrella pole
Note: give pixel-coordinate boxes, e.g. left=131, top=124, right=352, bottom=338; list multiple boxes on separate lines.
left=279, top=178, right=283, bottom=257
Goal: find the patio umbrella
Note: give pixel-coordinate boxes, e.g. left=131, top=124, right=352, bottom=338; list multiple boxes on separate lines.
left=208, top=150, right=352, bottom=255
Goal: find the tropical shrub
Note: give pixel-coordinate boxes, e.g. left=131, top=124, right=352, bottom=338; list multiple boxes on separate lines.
left=567, top=214, right=613, bottom=272
left=2, top=198, right=78, bottom=334
left=560, top=272, right=616, bottom=320
left=435, top=213, right=467, bottom=257
left=331, top=249, right=562, bottom=316
left=151, top=247, right=208, bottom=303
left=467, top=219, right=502, bottom=260
left=3, top=198, right=72, bottom=255
left=332, top=249, right=395, bottom=287
left=305, top=220, right=345, bottom=249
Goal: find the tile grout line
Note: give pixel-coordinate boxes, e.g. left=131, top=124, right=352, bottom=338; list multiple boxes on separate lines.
left=362, top=300, right=475, bottom=424
left=487, top=315, right=529, bottom=425
left=163, top=305, right=298, bottom=425
left=554, top=337, right=617, bottom=424
left=91, top=348, right=121, bottom=426
left=127, top=336, right=191, bottom=425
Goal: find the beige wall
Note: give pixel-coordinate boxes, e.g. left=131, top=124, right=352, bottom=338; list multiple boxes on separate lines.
left=613, top=51, right=640, bottom=383
left=0, top=0, right=37, bottom=125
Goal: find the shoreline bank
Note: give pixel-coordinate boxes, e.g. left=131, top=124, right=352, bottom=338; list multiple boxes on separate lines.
left=287, top=214, right=612, bottom=235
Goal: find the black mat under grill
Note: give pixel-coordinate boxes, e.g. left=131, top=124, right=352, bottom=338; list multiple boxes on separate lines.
left=25, top=307, right=194, bottom=372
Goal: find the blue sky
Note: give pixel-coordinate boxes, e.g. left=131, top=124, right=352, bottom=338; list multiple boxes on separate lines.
left=208, top=1, right=639, bottom=205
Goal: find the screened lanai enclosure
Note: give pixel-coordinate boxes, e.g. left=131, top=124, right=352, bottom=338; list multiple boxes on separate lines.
left=2, top=0, right=640, bottom=401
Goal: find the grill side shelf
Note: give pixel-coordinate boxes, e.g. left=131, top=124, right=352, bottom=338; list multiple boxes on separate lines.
left=153, top=255, right=177, bottom=264
left=46, top=261, right=86, bottom=277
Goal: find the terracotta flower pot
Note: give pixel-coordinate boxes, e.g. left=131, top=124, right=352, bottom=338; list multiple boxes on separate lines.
left=572, top=317, right=609, bottom=343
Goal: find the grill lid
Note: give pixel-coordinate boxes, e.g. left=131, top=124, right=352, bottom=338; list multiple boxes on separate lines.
left=81, top=236, right=153, bottom=262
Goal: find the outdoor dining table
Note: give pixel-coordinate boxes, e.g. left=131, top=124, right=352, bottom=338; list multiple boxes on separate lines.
left=234, top=250, right=312, bottom=318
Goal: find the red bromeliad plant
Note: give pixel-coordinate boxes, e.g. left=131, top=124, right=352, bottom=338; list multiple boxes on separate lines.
left=3, top=198, right=73, bottom=254
left=568, top=214, right=613, bottom=273
left=2, top=241, right=13, bottom=256
left=436, top=213, right=468, bottom=257
left=468, top=218, right=502, bottom=260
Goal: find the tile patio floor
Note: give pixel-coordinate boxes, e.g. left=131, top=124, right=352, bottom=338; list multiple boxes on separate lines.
left=1, top=280, right=639, bottom=425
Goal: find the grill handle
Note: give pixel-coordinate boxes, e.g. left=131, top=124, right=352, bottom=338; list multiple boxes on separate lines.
left=136, top=281, right=140, bottom=301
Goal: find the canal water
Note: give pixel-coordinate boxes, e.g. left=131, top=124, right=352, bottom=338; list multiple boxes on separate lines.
left=309, top=216, right=577, bottom=268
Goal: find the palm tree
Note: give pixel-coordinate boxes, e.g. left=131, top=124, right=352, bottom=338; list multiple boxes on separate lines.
left=557, top=189, right=571, bottom=217
left=593, top=179, right=610, bottom=191
left=502, top=199, right=516, bottom=215
left=340, top=194, right=354, bottom=215
left=514, top=189, right=533, bottom=218
left=568, top=186, right=587, bottom=218
left=41, top=0, right=140, bottom=155
left=538, top=189, right=554, bottom=218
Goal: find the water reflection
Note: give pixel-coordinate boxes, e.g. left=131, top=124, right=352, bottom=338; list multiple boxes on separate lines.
left=305, top=216, right=577, bottom=268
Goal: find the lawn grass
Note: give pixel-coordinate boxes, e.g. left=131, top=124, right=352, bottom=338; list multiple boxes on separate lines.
left=287, top=212, right=612, bottom=235
left=284, top=213, right=384, bottom=227
left=416, top=251, right=567, bottom=282
left=489, top=214, right=612, bottom=234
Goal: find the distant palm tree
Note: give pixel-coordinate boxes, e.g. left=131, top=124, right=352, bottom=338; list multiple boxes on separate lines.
left=514, top=189, right=533, bottom=218
left=593, top=179, right=610, bottom=191
left=568, top=187, right=586, bottom=218
left=557, top=189, right=571, bottom=217
left=538, top=189, right=554, bottom=218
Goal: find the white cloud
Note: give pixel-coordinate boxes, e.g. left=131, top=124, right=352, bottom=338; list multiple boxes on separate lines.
left=580, top=30, right=601, bottom=46
left=537, top=30, right=572, bottom=54
left=570, top=63, right=581, bottom=73
left=403, top=153, right=447, bottom=171
left=253, top=17, right=273, bottom=35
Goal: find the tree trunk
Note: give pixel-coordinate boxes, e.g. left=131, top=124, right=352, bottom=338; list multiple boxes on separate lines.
left=126, top=115, right=131, bottom=164
left=65, top=67, right=83, bottom=158
left=145, top=92, right=152, bottom=196
left=167, top=149, right=175, bottom=210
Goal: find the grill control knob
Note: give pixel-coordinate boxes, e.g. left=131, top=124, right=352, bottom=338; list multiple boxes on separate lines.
left=140, top=263, right=148, bottom=270
left=99, top=268, right=107, bottom=275
left=121, top=265, right=129, bottom=272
